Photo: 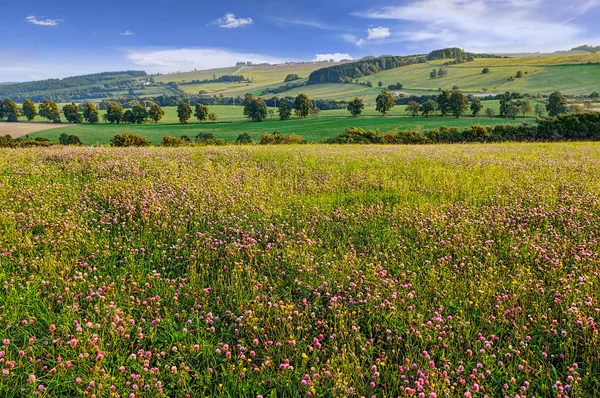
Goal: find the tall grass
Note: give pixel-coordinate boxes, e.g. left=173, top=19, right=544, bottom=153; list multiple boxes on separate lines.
left=0, top=143, right=599, bottom=397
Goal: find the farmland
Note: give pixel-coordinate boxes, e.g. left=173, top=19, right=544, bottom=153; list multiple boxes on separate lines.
left=153, top=52, right=600, bottom=100
left=19, top=103, right=537, bottom=145
left=1, top=143, right=599, bottom=396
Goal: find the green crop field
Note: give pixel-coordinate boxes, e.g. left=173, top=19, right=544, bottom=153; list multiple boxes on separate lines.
left=1, top=143, right=599, bottom=396
left=25, top=102, right=536, bottom=145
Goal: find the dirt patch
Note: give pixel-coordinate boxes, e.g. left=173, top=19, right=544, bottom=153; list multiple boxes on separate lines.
left=0, top=122, right=70, bottom=139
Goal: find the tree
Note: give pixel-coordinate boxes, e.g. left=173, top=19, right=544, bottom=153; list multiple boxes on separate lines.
left=375, top=90, right=395, bottom=116
left=194, top=104, right=209, bottom=122
left=83, top=102, right=99, bottom=123
left=546, top=91, right=568, bottom=116
left=63, top=103, right=83, bottom=123
left=268, top=109, right=275, bottom=119
left=123, top=110, right=135, bottom=124
left=103, top=103, right=123, bottom=124
left=243, top=93, right=255, bottom=118
left=499, top=92, right=512, bottom=118
left=430, top=69, right=438, bottom=79
left=148, top=104, right=164, bottom=123
left=284, top=74, right=301, bottom=82
left=405, top=101, right=421, bottom=118
left=208, top=113, right=218, bottom=122
left=534, top=103, right=545, bottom=116
left=520, top=100, right=532, bottom=117
left=22, top=99, right=37, bottom=121
left=310, top=107, right=321, bottom=118
left=247, top=98, right=268, bottom=121
left=437, top=90, right=452, bottom=116
left=482, top=67, right=490, bottom=74
left=3, top=99, right=20, bottom=118
left=378, top=81, right=383, bottom=87
left=131, top=104, right=148, bottom=124
left=294, top=94, right=312, bottom=119
left=177, top=103, right=192, bottom=124
left=485, top=108, right=495, bottom=118
left=507, top=103, right=520, bottom=119
left=470, top=97, right=483, bottom=117
left=449, top=90, right=468, bottom=118
left=347, top=97, right=365, bottom=117
left=421, top=99, right=438, bottom=118
left=278, top=102, right=292, bottom=120
left=516, top=71, right=524, bottom=78
left=591, top=92, right=599, bottom=99
left=39, top=99, right=61, bottom=123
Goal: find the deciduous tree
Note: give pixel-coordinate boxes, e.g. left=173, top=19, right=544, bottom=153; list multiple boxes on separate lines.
left=177, top=103, right=192, bottom=124
left=278, top=102, right=292, bottom=120
left=83, top=102, right=99, bottom=123
left=421, top=99, right=438, bottom=118
left=406, top=101, right=421, bottom=118
left=375, top=90, right=395, bottom=116
left=63, top=103, right=83, bottom=123
left=22, top=99, right=37, bottom=121
left=294, top=94, right=312, bottom=119
left=546, top=91, right=568, bottom=116
left=449, top=90, right=468, bottom=118
left=347, top=97, right=365, bottom=117
left=148, top=104, right=164, bottom=123
left=39, top=99, right=61, bottom=123
left=470, top=97, right=483, bottom=117
left=194, top=104, right=209, bottom=122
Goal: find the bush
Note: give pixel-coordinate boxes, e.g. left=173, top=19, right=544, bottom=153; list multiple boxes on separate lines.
left=7, top=113, right=18, bottom=122
left=110, top=132, right=152, bottom=147
left=235, top=133, right=253, bottom=145
left=161, top=136, right=186, bottom=147
left=259, top=132, right=304, bottom=145
left=58, top=133, right=83, bottom=146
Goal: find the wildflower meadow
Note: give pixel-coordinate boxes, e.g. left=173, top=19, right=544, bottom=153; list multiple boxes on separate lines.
left=0, top=143, right=599, bottom=397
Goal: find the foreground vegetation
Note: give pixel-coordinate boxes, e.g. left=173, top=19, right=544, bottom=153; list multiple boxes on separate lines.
left=0, top=144, right=599, bottom=397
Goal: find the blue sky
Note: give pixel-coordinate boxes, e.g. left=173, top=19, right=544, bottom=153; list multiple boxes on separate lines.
left=1, top=0, right=599, bottom=82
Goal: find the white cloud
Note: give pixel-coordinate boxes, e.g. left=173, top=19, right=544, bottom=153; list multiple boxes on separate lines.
left=272, top=17, right=336, bottom=30
left=354, top=0, right=598, bottom=52
left=216, top=13, right=253, bottom=29
left=314, top=53, right=353, bottom=62
left=120, top=30, right=134, bottom=36
left=367, top=27, right=391, bottom=40
left=356, top=39, right=366, bottom=46
left=26, top=15, right=62, bottom=26
left=125, top=48, right=289, bottom=73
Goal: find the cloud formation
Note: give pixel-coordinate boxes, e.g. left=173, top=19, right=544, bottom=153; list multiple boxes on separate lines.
left=125, top=48, right=288, bottom=73
left=120, top=30, right=134, bottom=36
left=26, top=15, right=62, bottom=26
left=354, top=0, right=599, bottom=52
left=367, top=27, right=391, bottom=40
left=314, top=53, right=353, bottom=62
left=216, top=13, right=253, bottom=28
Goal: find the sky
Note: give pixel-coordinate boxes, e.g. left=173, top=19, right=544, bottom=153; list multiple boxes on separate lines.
left=1, top=0, right=599, bottom=82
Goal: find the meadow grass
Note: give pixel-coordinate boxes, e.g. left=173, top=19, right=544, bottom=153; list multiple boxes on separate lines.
left=0, top=143, right=599, bottom=397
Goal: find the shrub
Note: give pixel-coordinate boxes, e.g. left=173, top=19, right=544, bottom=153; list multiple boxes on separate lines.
left=235, top=133, right=253, bottom=145
left=161, top=136, right=186, bottom=147
left=110, top=132, right=152, bottom=147
left=259, top=132, right=304, bottom=145
left=58, top=133, right=83, bottom=146
left=6, top=113, right=18, bottom=122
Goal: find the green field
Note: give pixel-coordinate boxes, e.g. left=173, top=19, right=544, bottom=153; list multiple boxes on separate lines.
left=151, top=52, right=600, bottom=100
left=156, top=62, right=340, bottom=96
left=25, top=103, right=536, bottom=145
left=1, top=143, right=599, bottom=396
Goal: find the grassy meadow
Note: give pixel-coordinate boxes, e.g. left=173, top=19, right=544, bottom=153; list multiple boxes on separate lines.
left=0, top=143, right=599, bottom=397
left=23, top=102, right=537, bottom=145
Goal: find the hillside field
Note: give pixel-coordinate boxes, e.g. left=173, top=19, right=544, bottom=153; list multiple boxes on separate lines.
left=0, top=143, right=599, bottom=396
left=154, top=52, right=600, bottom=100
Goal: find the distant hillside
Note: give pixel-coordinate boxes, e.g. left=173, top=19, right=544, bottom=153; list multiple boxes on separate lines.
left=0, top=71, right=149, bottom=102
left=571, top=45, right=600, bottom=52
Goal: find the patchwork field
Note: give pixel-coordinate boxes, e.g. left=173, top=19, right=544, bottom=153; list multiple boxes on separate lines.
left=0, top=143, right=599, bottom=396
left=0, top=122, right=72, bottom=138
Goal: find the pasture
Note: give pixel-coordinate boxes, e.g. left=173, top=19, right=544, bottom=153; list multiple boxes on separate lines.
left=22, top=103, right=536, bottom=145
left=0, top=143, right=599, bottom=396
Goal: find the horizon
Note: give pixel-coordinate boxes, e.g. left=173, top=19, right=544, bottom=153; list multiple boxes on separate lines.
left=2, top=0, right=600, bottom=83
